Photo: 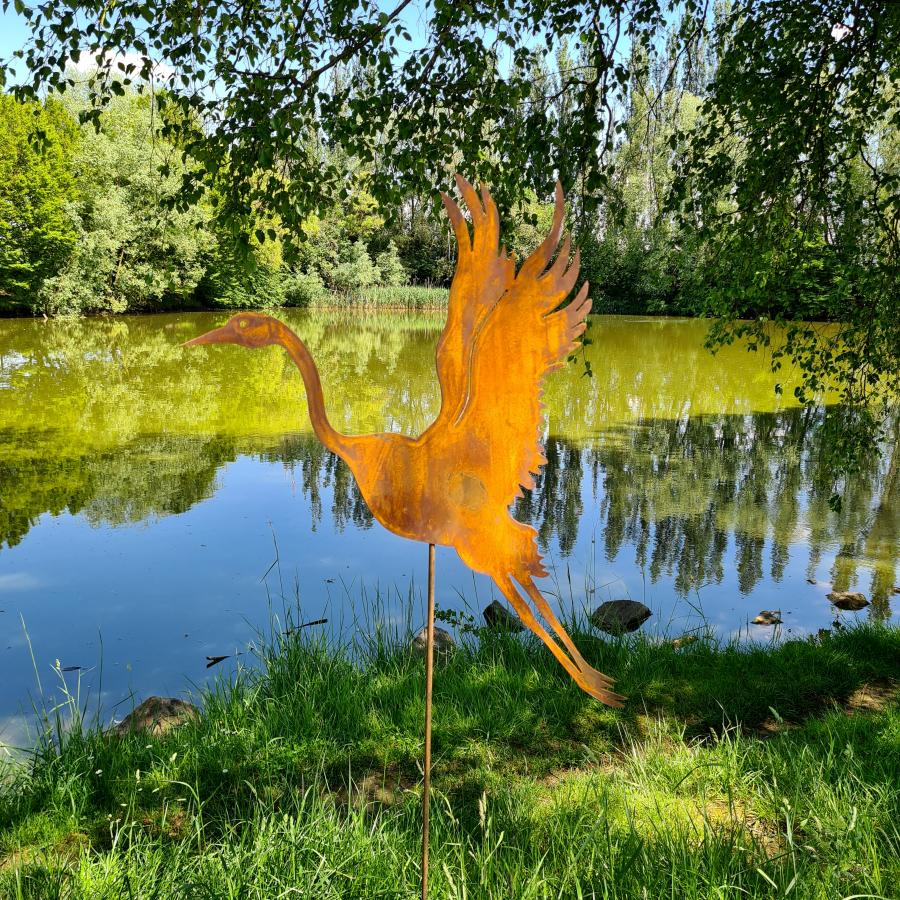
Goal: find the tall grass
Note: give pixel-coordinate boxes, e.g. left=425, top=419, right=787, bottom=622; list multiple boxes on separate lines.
left=316, top=284, right=449, bottom=309
left=1, top=602, right=898, bottom=898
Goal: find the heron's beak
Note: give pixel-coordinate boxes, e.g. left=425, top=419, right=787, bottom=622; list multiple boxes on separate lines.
left=183, top=325, right=232, bottom=347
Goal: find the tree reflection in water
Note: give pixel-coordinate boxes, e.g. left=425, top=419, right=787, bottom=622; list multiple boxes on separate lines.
left=0, top=312, right=896, bottom=622
left=516, top=408, right=898, bottom=620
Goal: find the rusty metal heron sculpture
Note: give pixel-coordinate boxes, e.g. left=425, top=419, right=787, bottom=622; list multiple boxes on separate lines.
left=186, top=176, right=623, bottom=709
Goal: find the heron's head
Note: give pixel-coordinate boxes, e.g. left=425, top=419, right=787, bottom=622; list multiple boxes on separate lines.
left=183, top=313, right=278, bottom=349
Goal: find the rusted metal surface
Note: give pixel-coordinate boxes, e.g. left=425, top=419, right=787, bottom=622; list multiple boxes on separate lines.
left=186, top=177, right=623, bottom=707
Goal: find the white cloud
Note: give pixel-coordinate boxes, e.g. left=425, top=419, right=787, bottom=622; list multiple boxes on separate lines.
left=831, top=22, right=852, bottom=42
left=70, top=50, right=175, bottom=84
left=0, top=572, right=43, bottom=592
left=0, top=714, right=34, bottom=758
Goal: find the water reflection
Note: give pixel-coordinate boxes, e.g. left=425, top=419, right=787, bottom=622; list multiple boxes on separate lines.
left=0, top=431, right=240, bottom=549
left=1, top=313, right=897, bottom=606
left=522, top=412, right=898, bottom=619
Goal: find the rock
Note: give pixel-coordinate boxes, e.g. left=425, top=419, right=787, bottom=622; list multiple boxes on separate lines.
left=892, top=586, right=899, bottom=595
left=590, top=600, right=652, bottom=634
left=114, top=697, right=199, bottom=737
left=483, top=599, right=524, bottom=632
left=411, top=626, right=456, bottom=658
left=751, top=610, right=782, bottom=626
left=670, top=634, right=699, bottom=649
left=827, top=591, right=869, bottom=611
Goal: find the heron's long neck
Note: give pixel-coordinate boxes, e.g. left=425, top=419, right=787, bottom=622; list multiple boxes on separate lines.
left=274, top=324, right=344, bottom=455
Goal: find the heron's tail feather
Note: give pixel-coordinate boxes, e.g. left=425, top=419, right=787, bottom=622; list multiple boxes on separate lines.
left=493, top=575, right=625, bottom=708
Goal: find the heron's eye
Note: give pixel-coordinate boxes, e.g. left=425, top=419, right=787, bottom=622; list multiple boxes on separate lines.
left=239, top=319, right=248, bottom=328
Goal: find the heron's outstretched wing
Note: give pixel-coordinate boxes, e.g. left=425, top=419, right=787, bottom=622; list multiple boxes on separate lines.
left=432, top=176, right=516, bottom=428
left=448, top=182, right=591, bottom=508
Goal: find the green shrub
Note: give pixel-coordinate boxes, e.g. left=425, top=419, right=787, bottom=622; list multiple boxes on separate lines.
left=283, top=270, right=326, bottom=307
left=328, top=240, right=378, bottom=293
left=375, top=243, right=406, bottom=286
left=196, top=251, right=286, bottom=309
left=394, top=219, right=454, bottom=285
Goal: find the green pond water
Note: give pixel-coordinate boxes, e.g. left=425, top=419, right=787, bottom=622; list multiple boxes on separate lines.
left=0, top=311, right=897, bottom=745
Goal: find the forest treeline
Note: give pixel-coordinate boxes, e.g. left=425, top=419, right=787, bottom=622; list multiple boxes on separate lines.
left=0, top=89, right=436, bottom=316
left=1, top=14, right=897, bottom=320
left=0, top=80, right=696, bottom=316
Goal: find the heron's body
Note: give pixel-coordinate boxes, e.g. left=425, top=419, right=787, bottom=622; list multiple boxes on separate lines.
left=341, top=429, right=540, bottom=574
left=187, top=177, right=624, bottom=707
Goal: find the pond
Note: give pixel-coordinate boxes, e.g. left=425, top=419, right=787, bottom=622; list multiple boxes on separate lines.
left=0, top=310, right=897, bottom=747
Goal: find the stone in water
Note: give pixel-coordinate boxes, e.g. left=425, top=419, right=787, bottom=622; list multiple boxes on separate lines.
left=483, top=599, right=524, bottom=632
left=827, top=591, right=869, bottom=611
left=411, top=626, right=456, bottom=658
left=590, top=600, right=652, bottom=634
left=670, top=634, right=699, bottom=649
left=114, top=696, right=199, bottom=736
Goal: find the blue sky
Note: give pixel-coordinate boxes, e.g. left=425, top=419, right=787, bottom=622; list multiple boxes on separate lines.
left=0, top=2, right=434, bottom=87
left=0, top=4, right=28, bottom=51
left=0, top=5, right=29, bottom=78
left=0, top=2, right=433, bottom=72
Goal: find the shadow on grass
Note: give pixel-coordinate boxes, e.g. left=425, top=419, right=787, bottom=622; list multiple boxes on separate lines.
left=583, top=624, right=900, bottom=734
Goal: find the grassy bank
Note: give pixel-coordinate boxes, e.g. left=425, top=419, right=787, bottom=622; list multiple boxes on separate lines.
left=1, top=620, right=898, bottom=899
left=0, top=284, right=450, bottom=319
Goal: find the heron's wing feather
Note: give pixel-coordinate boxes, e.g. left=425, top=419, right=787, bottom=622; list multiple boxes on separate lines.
left=450, top=183, right=591, bottom=509
left=433, top=177, right=516, bottom=427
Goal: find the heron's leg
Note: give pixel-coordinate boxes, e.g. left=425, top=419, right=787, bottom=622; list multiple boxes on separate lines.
left=516, top=576, right=617, bottom=690
left=494, top=576, right=624, bottom=708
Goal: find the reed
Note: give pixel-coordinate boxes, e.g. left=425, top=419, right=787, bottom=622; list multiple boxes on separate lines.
left=314, top=284, right=450, bottom=309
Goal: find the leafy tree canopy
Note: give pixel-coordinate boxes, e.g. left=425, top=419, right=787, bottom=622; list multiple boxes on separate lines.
left=677, top=2, right=900, bottom=489
left=0, top=92, right=78, bottom=312
left=3, top=0, right=699, bottom=225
